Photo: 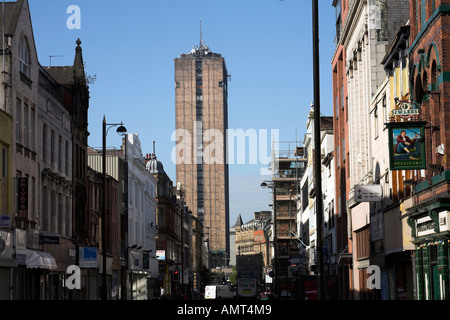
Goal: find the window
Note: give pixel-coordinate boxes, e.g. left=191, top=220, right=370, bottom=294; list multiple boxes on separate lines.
left=58, top=193, right=63, bottom=234
left=42, top=186, right=48, bottom=230
left=16, top=99, right=21, bottom=144
left=30, top=108, right=35, bottom=150
left=51, top=130, right=55, bottom=167
left=65, top=197, right=71, bottom=236
left=43, top=124, right=47, bottom=163
left=335, top=91, right=339, bottom=119
left=24, top=103, right=29, bottom=147
left=19, top=37, right=30, bottom=78
left=31, top=177, right=35, bottom=220
left=302, top=179, right=308, bottom=212
left=356, top=227, right=370, bottom=260
left=51, top=190, right=56, bottom=233
left=374, top=105, right=379, bottom=138
left=65, top=140, right=69, bottom=176
left=336, top=145, right=340, bottom=168
left=58, top=135, right=62, bottom=172
left=342, top=138, right=346, bottom=162
left=1, top=147, right=6, bottom=178
left=328, top=200, right=335, bottom=229
left=335, top=0, right=342, bottom=41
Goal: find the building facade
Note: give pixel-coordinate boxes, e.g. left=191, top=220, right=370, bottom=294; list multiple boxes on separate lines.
left=269, top=140, right=305, bottom=297
left=174, top=41, right=230, bottom=268
left=1, top=0, right=43, bottom=299
left=122, top=134, right=157, bottom=300
left=234, top=212, right=271, bottom=287
left=404, top=0, right=450, bottom=300
left=333, top=0, right=410, bottom=299
left=331, top=0, right=352, bottom=300
left=146, top=149, right=180, bottom=297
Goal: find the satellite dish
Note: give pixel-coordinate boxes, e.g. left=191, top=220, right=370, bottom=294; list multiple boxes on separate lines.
left=436, top=144, right=445, bottom=156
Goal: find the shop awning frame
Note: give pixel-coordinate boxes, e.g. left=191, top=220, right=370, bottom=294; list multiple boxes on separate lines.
left=25, top=249, right=57, bottom=270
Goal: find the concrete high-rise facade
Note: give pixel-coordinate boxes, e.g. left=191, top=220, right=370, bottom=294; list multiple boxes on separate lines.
left=174, top=41, right=230, bottom=268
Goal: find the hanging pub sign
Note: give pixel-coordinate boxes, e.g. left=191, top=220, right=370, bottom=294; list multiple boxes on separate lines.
left=386, top=121, right=427, bottom=170
left=17, top=177, right=28, bottom=217
left=392, top=101, right=420, bottom=118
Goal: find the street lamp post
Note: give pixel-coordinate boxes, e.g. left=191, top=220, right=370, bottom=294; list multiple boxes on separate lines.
left=102, top=116, right=127, bottom=300
left=261, top=181, right=278, bottom=296
left=312, top=0, right=325, bottom=300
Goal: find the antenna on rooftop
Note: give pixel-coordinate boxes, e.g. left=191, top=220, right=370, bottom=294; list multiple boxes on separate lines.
left=200, top=20, right=203, bottom=47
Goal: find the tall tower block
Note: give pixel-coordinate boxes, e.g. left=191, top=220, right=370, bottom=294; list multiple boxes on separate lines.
left=174, top=41, right=230, bottom=267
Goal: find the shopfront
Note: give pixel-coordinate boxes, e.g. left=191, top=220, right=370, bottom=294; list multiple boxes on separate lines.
left=406, top=202, right=450, bottom=300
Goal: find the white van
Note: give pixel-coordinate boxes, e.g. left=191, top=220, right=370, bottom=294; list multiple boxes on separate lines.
left=216, top=285, right=236, bottom=299
left=205, top=285, right=235, bottom=299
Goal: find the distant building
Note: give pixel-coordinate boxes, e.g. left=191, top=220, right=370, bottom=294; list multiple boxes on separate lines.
left=270, top=140, right=305, bottom=296
left=174, top=40, right=230, bottom=268
left=235, top=211, right=271, bottom=285
left=146, top=147, right=180, bottom=297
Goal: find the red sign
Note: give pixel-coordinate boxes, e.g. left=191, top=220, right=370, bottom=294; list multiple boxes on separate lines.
left=17, top=177, right=28, bottom=217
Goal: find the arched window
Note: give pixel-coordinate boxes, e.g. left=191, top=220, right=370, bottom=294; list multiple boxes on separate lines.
left=19, top=37, right=30, bottom=77
left=414, top=76, right=422, bottom=103
left=430, top=60, right=437, bottom=86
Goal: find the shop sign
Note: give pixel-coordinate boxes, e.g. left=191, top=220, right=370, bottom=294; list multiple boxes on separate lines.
left=17, top=177, right=28, bottom=217
left=439, top=211, right=450, bottom=233
left=156, top=250, right=165, bottom=260
left=40, top=233, right=60, bottom=244
left=79, top=247, right=98, bottom=268
left=386, top=122, right=426, bottom=170
left=416, top=216, right=435, bottom=237
left=392, top=102, right=419, bottom=118
left=129, top=251, right=143, bottom=270
left=370, top=211, right=384, bottom=241
left=0, top=215, right=11, bottom=228
left=355, top=185, right=382, bottom=202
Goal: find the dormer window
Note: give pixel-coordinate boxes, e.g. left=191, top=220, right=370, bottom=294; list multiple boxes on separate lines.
left=19, top=37, right=30, bottom=78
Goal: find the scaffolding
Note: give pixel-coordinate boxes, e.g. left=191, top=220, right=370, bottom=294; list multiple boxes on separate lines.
left=268, top=140, right=306, bottom=296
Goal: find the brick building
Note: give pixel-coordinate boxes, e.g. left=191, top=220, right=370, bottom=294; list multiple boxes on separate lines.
left=234, top=212, right=271, bottom=286
left=331, top=0, right=352, bottom=300
left=404, top=0, right=450, bottom=300
left=332, top=0, right=410, bottom=299
left=174, top=41, right=230, bottom=268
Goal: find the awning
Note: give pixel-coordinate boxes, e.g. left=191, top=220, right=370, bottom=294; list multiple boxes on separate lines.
left=337, top=252, right=353, bottom=265
left=25, top=249, right=57, bottom=270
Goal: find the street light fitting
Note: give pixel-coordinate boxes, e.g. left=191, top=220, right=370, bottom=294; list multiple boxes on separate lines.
left=116, top=122, right=127, bottom=134
left=102, top=116, right=127, bottom=300
left=104, top=116, right=127, bottom=136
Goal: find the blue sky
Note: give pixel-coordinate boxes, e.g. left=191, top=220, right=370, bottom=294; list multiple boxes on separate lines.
left=28, top=0, right=337, bottom=225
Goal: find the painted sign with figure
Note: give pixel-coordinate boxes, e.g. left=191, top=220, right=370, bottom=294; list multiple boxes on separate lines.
left=386, top=122, right=426, bottom=170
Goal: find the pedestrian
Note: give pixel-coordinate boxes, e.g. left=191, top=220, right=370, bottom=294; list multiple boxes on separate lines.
left=160, top=286, right=165, bottom=300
